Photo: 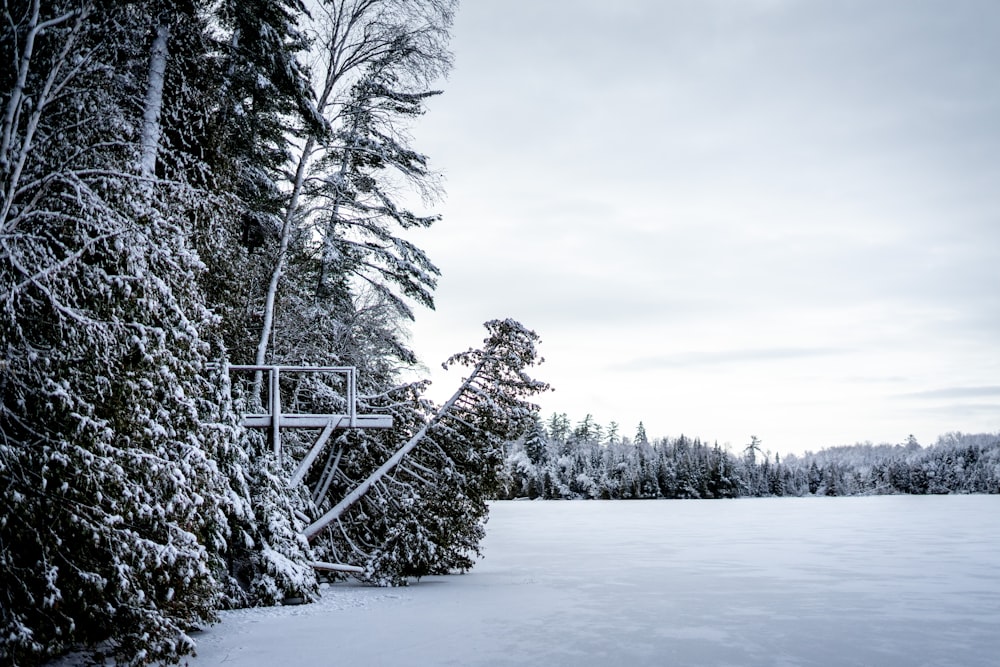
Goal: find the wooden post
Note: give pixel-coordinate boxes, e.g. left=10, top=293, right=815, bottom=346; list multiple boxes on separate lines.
left=288, top=417, right=340, bottom=488
left=348, top=367, right=357, bottom=427
left=270, top=366, right=281, bottom=457
left=313, top=446, right=343, bottom=506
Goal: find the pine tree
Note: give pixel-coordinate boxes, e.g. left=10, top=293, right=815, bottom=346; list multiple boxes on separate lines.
left=1, top=3, right=240, bottom=662
left=305, top=320, right=549, bottom=584
left=523, top=415, right=549, bottom=466
left=546, top=412, right=570, bottom=451
left=197, top=0, right=320, bottom=363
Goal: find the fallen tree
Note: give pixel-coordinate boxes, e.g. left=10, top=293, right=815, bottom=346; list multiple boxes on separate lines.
left=301, top=319, right=549, bottom=584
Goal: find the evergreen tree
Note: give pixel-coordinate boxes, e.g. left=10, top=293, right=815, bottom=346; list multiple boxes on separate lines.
left=572, top=414, right=597, bottom=446
left=605, top=420, right=620, bottom=445
left=0, top=0, right=329, bottom=660
left=1, top=1, right=549, bottom=663
left=195, top=0, right=320, bottom=363
left=546, top=412, right=570, bottom=451
left=1, top=2, right=240, bottom=662
left=305, top=320, right=548, bottom=584
left=502, top=417, right=1000, bottom=501
left=523, top=414, right=549, bottom=466
left=807, top=461, right=822, bottom=494
left=252, top=0, right=457, bottom=374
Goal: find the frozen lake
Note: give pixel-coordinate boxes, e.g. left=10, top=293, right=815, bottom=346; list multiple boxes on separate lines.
left=188, top=496, right=1000, bottom=666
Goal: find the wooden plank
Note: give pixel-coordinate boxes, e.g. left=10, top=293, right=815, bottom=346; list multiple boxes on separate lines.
left=241, top=414, right=393, bottom=429
left=308, top=561, right=365, bottom=574
left=288, top=418, right=341, bottom=488
left=228, top=364, right=356, bottom=373
left=313, top=446, right=343, bottom=506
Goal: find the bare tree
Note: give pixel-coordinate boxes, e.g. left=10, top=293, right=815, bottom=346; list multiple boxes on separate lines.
left=253, top=0, right=456, bottom=369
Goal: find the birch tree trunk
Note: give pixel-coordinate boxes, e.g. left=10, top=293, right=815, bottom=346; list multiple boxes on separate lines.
left=250, top=3, right=347, bottom=368
left=1, top=2, right=87, bottom=227
left=253, top=137, right=314, bottom=367
left=140, top=21, right=170, bottom=180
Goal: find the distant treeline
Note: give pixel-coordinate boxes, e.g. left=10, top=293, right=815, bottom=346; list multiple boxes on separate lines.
left=503, top=414, right=1000, bottom=499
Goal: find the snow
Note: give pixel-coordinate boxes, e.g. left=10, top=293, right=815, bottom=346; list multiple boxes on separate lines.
left=188, top=496, right=999, bottom=666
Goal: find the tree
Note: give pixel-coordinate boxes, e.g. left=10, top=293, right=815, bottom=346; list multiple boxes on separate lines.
left=807, top=461, right=822, bottom=494
left=305, top=319, right=549, bottom=584
left=1, top=3, right=242, bottom=662
left=547, top=412, right=570, bottom=449
left=572, top=414, right=597, bottom=445
left=523, top=415, right=549, bottom=466
left=2, top=0, right=574, bottom=660
left=0, top=1, right=329, bottom=661
left=194, top=0, right=320, bottom=364
left=605, top=420, right=620, bottom=445
left=253, top=0, right=457, bottom=373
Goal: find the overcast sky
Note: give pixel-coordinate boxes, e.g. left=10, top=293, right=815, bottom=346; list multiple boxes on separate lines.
left=403, top=0, right=1000, bottom=456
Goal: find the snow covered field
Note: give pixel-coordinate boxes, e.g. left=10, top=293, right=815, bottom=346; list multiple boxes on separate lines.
left=187, top=496, right=999, bottom=666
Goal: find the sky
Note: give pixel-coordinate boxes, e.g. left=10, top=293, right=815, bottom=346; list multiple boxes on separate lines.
left=403, top=0, right=1000, bottom=456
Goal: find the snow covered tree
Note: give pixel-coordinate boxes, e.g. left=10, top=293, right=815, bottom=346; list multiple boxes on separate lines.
left=251, top=0, right=457, bottom=374
left=193, top=0, right=321, bottom=364
left=546, top=412, right=570, bottom=452
left=744, top=435, right=763, bottom=464
left=0, top=3, right=242, bottom=663
left=523, top=415, right=549, bottom=466
left=3, top=0, right=518, bottom=661
left=217, top=0, right=468, bottom=594
left=155, top=0, right=329, bottom=612
left=571, top=414, right=598, bottom=446
left=605, top=420, right=620, bottom=445
left=304, top=319, right=549, bottom=584
left=0, top=1, right=321, bottom=661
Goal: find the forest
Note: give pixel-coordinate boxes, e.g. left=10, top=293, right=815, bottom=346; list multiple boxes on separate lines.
left=504, top=416, right=1000, bottom=500
left=1, top=1, right=546, bottom=665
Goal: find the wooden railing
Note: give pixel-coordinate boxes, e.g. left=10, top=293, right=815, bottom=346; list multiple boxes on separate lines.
left=226, top=364, right=392, bottom=455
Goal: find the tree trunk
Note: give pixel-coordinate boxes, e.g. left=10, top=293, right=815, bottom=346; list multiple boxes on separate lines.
left=140, top=21, right=170, bottom=179
left=254, top=136, right=316, bottom=368
left=1, top=3, right=86, bottom=226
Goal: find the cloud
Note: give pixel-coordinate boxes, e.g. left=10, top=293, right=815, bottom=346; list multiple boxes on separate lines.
left=907, top=403, right=1000, bottom=422
left=611, top=346, right=846, bottom=372
left=899, top=386, right=1000, bottom=400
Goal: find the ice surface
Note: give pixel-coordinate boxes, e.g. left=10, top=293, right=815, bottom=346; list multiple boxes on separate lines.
left=187, top=496, right=1000, bottom=666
